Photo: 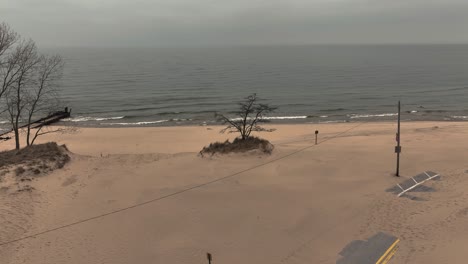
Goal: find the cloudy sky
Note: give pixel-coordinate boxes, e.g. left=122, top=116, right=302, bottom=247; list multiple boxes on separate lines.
left=1, top=0, right=468, bottom=47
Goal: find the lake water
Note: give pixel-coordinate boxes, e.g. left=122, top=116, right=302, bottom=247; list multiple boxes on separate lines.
left=19, top=45, right=468, bottom=127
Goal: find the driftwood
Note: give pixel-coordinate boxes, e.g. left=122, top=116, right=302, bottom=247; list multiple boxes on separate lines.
left=0, top=107, right=71, bottom=139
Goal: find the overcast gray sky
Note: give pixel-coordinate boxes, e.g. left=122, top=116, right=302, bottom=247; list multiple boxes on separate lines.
left=2, top=0, right=468, bottom=47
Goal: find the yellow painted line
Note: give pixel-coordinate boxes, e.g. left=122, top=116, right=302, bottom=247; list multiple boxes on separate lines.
left=376, top=238, right=400, bottom=264
left=380, top=245, right=398, bottom=264
left=385, top=246, right=398, bottom=262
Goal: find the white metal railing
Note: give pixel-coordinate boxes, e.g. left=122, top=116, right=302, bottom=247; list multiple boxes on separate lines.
left=397, top=171, right=440, bottom=197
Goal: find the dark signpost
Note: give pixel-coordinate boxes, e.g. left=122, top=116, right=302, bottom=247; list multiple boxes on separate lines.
left=315, top=130, right=319, bottom=145
left=395, top=101, right=402, bottom=177
left=207, top=253, right=212, bottom=264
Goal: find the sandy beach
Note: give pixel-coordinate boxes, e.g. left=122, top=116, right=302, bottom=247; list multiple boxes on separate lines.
left=1, top=121, right=468, bottom=264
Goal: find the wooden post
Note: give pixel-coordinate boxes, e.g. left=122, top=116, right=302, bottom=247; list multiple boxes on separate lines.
left=315, top=130, right=319, bottom=145
left=207, top=253, right=212, bottom=264
left=396, top=101, right=401, bottom=177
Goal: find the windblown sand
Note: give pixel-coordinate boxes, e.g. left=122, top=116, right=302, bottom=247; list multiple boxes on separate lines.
left=1, top=122, right=468, bottom=264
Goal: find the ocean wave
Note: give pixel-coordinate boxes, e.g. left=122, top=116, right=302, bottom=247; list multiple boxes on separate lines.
left=319, top=108, right=346, bottom=112
left=104, top=120, right=169, bottom=126
left=0, top=121, right=9, bottom=124
left=230, top=116, right=308, bottom=121
left=452, top=116, right=468, bottom=119
left=262, top=116, right=308, bottom=120
left=422, top=110, right=448, bottom=113
left=63, top=116, right=125, bottom=122
left=170, top=118, right=193, bottom=121
left=157, top=111, right=182, bottom=115
left=349, top=113, right=398, bottom=119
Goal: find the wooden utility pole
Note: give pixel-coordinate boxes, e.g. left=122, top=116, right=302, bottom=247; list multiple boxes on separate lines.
left=395, top=101, right=401, bottom=177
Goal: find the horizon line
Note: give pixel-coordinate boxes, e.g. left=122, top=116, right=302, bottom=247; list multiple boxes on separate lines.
left=40, top=42, right=468, bottom=49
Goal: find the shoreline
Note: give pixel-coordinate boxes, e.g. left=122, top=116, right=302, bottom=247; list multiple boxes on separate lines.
left=2, top=113, right=468, bottom=132
left=57, top=118, right=467, bottom=129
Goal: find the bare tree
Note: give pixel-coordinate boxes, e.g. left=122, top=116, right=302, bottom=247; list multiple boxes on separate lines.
left=25, top=54, right=64, bottom=146
left=0, top=22, right=19, bottom=105
left=0, top=22, right=67, bottom=149
left=4, top=40, right=40, bottom=149
left=0, top=23, right=18, bottom=57
left=217, top=94, right=276, bottom=140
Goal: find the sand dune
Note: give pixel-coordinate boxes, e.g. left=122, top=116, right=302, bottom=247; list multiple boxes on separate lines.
left=1, top=122, right=468, bottom=263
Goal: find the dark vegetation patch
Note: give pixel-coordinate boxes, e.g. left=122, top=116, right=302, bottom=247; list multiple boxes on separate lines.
left=0, top=169, right=9, bottom=177
left=14, top=166, right=25, bottom=176
left=200, top=137, right=274, bottom=156
left=0, top=142, right=70, bottom=176
left=16, top=185, right=35, bottom=193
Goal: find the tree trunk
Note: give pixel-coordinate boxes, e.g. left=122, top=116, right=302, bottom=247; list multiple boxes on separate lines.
left=30, top=125, right=43, bottom=146
left=14, top=104, right=21, bottom=149
left=14, top=127, right=19, bottom=149
left=26, top=113, right=33, bottom=146
left=26, top=126, right=31, bottom=146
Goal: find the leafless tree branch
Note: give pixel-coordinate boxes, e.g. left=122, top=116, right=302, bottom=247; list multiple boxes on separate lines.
left=0, top=22, right=66, bottom=149
left=30, top=126, right=77, bottom=146
left=217, top=94, right=276, bottom=140
left=25, top=54, right=64, bottom=146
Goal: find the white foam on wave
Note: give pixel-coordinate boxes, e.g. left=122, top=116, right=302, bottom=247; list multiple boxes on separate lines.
left=230, top=116, right=308, bottom=121
left=105, top=120, right=169, bottom=126
left=63, top=116, right=125, bottom=122
left=0, top=120, right=9, bottom=124
left=452, top=116, right=468, bottom=119
left=229, top=117, right=250, bottom=121
left=263, top=116, right=308, bottom=120
left=171, top=118, right=193, bottom=121
left=349, top=113, right=398, bottom=119
left=410, top=110, right=418, bottom=113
